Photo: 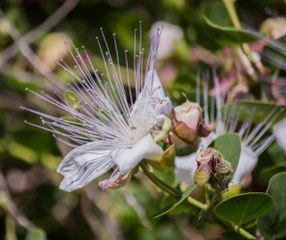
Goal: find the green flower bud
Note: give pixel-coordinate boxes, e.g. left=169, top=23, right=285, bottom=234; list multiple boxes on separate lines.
left=195, top=162, right=212, bottom=185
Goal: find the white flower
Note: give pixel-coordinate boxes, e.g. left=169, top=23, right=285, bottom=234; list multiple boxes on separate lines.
left=175, top=74, right=280, bottom=186
left=273, top=117, right=286, bottom=155
left=23, top=26, right=172, bottom=191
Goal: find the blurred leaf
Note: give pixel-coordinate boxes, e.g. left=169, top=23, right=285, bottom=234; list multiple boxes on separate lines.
left=162, top=0, right=185, bottom=11
left=13, top=129, right=58, bottom=154
left=6, top=141, right=38, bottom=164
left=200, top=2, right=229, bottom=26
left=152, top=184, right=196, bottom=218
left=214, top=192, right=273, bottom=225
left=170, top=74, right=197, bottom=102
left=260, top=164, right=286, bottom=183
left=261, top=35, right=286, bottom=72
left=209, top=133, right=241, bottom=172
left=258, top=172, right=286, bottom=239
left=153, top=168, right=178, bottom=189
left=265, top=141, right=286, bottom=166
left=223, top=100, right=286, bottom=125
left=204, top=17, right=261, bottom=45
left=25, top=228, right=46, bottom=240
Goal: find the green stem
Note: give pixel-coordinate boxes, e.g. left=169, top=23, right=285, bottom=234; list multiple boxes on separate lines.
left=187, top=197, right=209, bottom=211
left=231, top=223, right=256, bottom=239
left=5, top=213, right=16, bottom=240
left=140, top=162, right=181, bottom=198
left=223, top=0, right=256, bottom=61
left=222, top=0, right=241, bottom=28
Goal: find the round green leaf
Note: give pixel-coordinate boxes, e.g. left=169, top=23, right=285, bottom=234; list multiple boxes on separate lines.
left=214, top=192, right=273, bottom=225
left=258, top=172, right=286, bottom=239
left=209, top=133, right=241, bottom=172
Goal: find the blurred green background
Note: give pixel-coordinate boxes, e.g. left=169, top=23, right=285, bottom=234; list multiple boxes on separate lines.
left=0, top=0, right=286, bottom=239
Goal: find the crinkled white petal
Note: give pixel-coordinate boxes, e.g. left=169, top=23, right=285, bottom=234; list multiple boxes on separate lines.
left=57, top=142, right=114, bottom=192
left=131, top=70, right=172, bottom=119
left=231, top=145, right=257, bottom=185
left=175, top=153, right=197, bottom=185
left=273, top=117, right=286, bottom=154
left=113, top=133, right=163, bottom=174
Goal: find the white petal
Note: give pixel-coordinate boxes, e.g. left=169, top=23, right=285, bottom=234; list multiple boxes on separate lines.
left=131, top=70, right=172, bottom=118
left=57, top=142, right=114, bottom=192
left=113, top=134, right=163, bottom=174
left=175, top=153, right=197, bottom=185
left=231, top=145, right=257, bottom=185
left=144, top=70, right=166, bottom=99
left=273, top=117, right=286, bottom=154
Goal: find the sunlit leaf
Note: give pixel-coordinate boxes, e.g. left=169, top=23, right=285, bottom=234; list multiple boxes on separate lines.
left=214, top=192, right=273, bottom=225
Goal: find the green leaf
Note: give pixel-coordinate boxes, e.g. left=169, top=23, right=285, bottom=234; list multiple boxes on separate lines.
left=209, top=133, right=241, bottom=172
left=204, top=16, right=261, bottom=45
left=260, top=165, right=286, bottom=183
left=25, top=228, right=46, bottom=240
left=214, top=192, right=273, bottom=225
left=258, top=172, right=286, bottom=239
left=64, top=90, right=81, bottom=110
left=152, top=184, right=196, bottom=218
left=223, top=101, right=286, bottom=126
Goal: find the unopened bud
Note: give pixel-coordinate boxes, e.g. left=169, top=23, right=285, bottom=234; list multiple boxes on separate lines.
left=196, top=147, right=222, bottom=164
left=214, top=160, right=232, bottom=175
left=195, top=161, right=212, bottom=185
left=173, top=100, right=201, bottom=130
left=198, top=122, right=214, bottom=137
left=171, top=100, right=213, bottom=148
left=221, top=184, right=241, bottom=200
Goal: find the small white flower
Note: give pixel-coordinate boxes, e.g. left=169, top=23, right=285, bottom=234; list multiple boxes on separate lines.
left=23, top=26, right=172, bottom=191
left=175, top=74, right=280, bottom=186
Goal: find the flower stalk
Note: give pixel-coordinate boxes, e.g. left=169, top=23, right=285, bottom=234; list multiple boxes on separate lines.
left=187, top=197, right=209, bottom=211
left=222, top=0, right=241, bottom=29
left=140, top=162, right=181, bottom=198
left=231, top=223, right=256, bottom=239
left=222, top=0, right=256, bottom=72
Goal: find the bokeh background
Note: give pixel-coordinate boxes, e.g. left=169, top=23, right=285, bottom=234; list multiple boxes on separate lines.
left=0, top=0, right=286, bottom=239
